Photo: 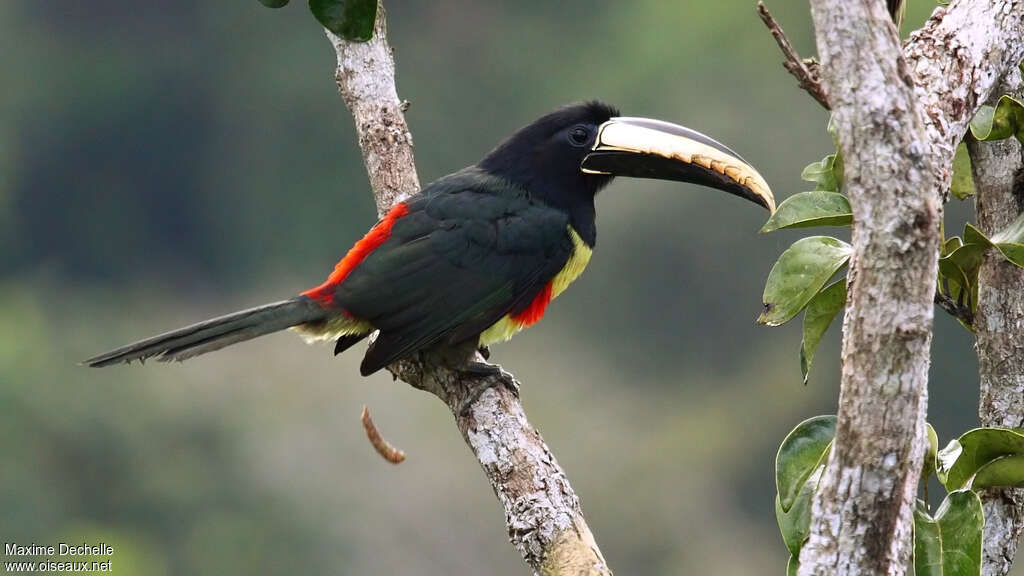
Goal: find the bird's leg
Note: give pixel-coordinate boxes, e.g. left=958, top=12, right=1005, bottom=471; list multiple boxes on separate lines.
left=456, top=360, right=519, bottom=417
left=435, top=341, right=519, bottom=416
left=477, top=345, right=491, bottom=360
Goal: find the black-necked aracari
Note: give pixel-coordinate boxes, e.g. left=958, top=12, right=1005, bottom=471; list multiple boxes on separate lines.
left=86, top=102, right=774, bottom=376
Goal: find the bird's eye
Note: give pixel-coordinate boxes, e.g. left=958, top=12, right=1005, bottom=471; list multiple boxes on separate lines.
left=568, top=125, right=590, bottom=147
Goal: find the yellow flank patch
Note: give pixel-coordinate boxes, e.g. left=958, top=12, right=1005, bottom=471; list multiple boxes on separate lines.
left=551, top=227, right=592, bottom=299
left=479, top=226, right=592, bottom=346
left=477, top=315, right=520, bottom=347
left=291, top=314, right=373, bottom=343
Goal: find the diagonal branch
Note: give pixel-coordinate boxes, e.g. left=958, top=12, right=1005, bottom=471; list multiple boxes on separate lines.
left=934, top=289, right=974, bottom=327
left=756, top=1, right=830, bottom=110
left=323, top=3, right=611, bottom=574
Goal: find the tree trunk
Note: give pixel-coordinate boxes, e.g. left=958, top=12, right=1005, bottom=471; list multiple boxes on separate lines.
left=799, top=2, right=939, bottom=573
left=798, top=1, right=1024, bottom=574
left=968, top=67, right=1024, bottom=576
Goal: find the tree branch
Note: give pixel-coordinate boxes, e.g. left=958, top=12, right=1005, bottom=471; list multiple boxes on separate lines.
left=799, top=2, right=938, bottom=573
left=324, top=3, right=611, bottom=574
left=389, top=358, right=609, bottom=575
left=324, top=7, right=419, bottom=215
left=798, top=1, right=1024, bottom=575
left=756, top=1, right=830, bottom=110
left=905, top=0, right=1024, bottom=194
left=934, top=289, right=974, bottom=328
left=967, top=67, right=1024, bottom=576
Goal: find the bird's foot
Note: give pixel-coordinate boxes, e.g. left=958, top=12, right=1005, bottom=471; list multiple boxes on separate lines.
left=477, top=345, right=491, bottom=360
left=456, top=360, right=519, bottom=417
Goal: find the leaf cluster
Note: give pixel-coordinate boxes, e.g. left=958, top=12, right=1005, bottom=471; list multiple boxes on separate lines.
left=759, top=102, right=1024, bottom=382
left=776, top=418, right=1024, bottom=575
left=938, top=216, right=1024, bottom=331
left=759, top=153, right=850, bottom=385
left=763, top=63, right=1024, bottom=576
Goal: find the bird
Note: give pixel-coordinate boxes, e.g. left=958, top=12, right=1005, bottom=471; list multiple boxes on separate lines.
left=85, top=101, right=774, bottom=377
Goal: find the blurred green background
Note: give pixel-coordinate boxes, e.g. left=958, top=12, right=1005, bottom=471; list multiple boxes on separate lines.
left=2, top=1, right=1009, bottom=574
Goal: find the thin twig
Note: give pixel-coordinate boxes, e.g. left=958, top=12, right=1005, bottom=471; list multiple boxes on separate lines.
left=361, top=405, right=406, bottom=464
left=934, top=289, right=974, bottom=328
left=756, top=1, right=831, bottom=110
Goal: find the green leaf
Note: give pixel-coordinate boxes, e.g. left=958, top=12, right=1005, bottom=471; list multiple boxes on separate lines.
left=989, top=212, right=1024, bottom=267
left=970, top=105, right=996, bottom=140
left=942, top=244, right=985, bottom=278
left=950, top=143, right=975, bottom=200
left=776, top=466, right=821, bottom=557
left=309, top=0, right=377, bottom=41
left=993, top=243, right=1024, bottom=267
left=913, top=491, right=983, bottom=576
left=800, top=279, right=846, bottom=385
left=991, top=211, right=1024, bottom=244
left=938, top=427, right=1024, bottom=490
left=787, top=555, right=799, bottom=576
left=937, top=227, right=993, bottom=318
left=961, top=218, right=1024, bottom=268
left=801, top=153, right=844, bottom=192
left=759, top=237, right=852, bottom=326
left=938, top=232, right=986, bottom=310
left=969, top=95, right=1024, bottom=142
left=259, top=0, right=290, bottom=6
left=923, top=423, right=939, bottom=480
left=964, top=222, right=991, bottom=247
left=760, top=191, right=852, bottom=233
left=937, top=257, right=970, bottom=301
left=942, top=236, right=964, bottom=257
left=826, top=115, right=839, bottom=145
left=776, top=415, right=836, bottom=512
left=973, top=454, right=1024, bottom=489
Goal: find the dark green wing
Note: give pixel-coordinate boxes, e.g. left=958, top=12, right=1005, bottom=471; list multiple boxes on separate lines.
left=334, top=169, right=574, bottom=375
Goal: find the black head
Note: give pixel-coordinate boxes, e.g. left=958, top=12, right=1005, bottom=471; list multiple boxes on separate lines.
left=478, top=101, right=620, bottom=209
left=478, top=101, right=775, bottom=214
left=476, top=101, right=775, bottom=247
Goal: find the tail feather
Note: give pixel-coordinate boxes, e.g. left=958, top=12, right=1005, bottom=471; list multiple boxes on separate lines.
left=85, top=297, right=326, bottom=367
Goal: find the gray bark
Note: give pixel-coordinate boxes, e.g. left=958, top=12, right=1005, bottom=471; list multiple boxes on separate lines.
left=967, top=67, right=1024, bottom=576
left=800, top=2, right=939, bottom=573
left=325, top=16, right=418, bottom=214
left=324, top=3, right=611, bottom=574
left=390, top=359, right=610, bottom=576
left=799, top=1, right=1024, bottom=575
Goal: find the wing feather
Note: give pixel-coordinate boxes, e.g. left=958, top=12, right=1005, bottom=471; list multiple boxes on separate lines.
left=333, top=171, right=574, bottom=374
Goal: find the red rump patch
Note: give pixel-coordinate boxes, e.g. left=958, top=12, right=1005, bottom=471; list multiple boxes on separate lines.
left=302, top=202, right=410, bottom=306
left=512, top=282, right=554, bottom=327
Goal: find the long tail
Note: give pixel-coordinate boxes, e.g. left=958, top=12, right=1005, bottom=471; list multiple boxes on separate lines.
left=85, top=296, right=326, bottom=367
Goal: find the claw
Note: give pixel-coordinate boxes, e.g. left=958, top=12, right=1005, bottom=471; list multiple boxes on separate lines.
left=456, top=361, right=519, bottom=417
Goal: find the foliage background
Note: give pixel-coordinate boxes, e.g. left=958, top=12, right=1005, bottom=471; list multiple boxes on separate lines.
left=2, top=1, right=1010, bottom=574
